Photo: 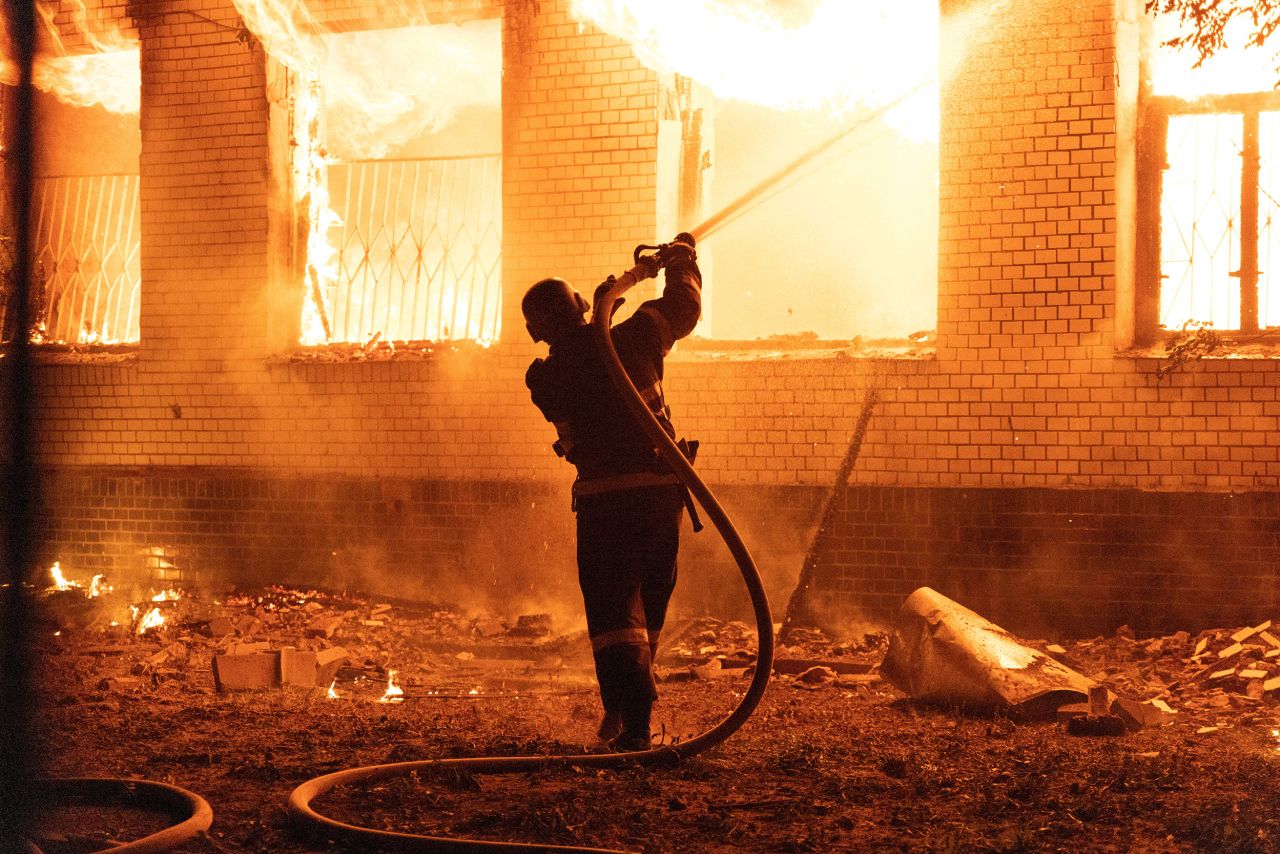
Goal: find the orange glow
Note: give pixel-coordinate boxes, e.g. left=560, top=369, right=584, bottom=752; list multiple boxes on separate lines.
left=569, top=0, right=945, bottom=141
left=379, top=669, right=405, bottom=704
left=88, top=575, right=110, bottom=597
left=151, top=588, right=183, bottom=603
left=327, top=679, right=340, bottom=700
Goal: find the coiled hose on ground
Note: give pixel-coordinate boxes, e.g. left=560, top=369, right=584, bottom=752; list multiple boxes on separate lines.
left=285, top=262, right=774, bottom=852
left=32, top=777, right=213, bottom=853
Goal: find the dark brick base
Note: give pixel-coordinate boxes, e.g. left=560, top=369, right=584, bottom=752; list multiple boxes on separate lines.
left=32, top=468, right=823, bottom=623
left=33, top=469, right=1280, bottom=637
left=35, top=468, right=577, bottom=613
left=807, top=486, right=1280, bottom=637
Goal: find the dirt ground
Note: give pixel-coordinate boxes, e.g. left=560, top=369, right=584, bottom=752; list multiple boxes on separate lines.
left=24, top=581, right=1280, bottom=853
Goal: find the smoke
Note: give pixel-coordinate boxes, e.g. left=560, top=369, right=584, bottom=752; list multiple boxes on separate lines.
left=321, top=22, right=500, bottom=161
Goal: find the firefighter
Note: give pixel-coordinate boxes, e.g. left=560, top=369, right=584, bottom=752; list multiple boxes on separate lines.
left=523, top=234, right=701, bottom=752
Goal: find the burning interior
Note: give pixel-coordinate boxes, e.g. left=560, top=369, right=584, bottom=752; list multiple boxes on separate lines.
left=5, top=0, right=1280, bottom=851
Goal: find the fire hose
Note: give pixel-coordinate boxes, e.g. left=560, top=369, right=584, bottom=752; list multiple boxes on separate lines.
left=285, top=241, right=774, bottom=851
left=30, top=777, right=213, bottom=853
left=284, top=81, right=933, bottom=852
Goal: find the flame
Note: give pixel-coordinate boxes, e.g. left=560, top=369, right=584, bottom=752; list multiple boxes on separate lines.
left=1152, top=14, right=1278, bottom=98
left=0, top=2, right=140, bottom=113
left=327, top=679, right=340, bottom=700
left=135, top=606, right=165, bottom=635
left=151, top=588, right=182, bottom=602
left=49, top=562, right=80, bottom=591
left=294, top=73, right=340, bottom=346
left=468, top=687, right=480, bottom=696
left=32, top=50, right=140, bottom=114
left=88, top=575, right=110, bottom=597
left=229, top=0, right=500, bottom=344
left=379, top=669, right=404, bottom=704
left=569, top=0, right=954, bottom=141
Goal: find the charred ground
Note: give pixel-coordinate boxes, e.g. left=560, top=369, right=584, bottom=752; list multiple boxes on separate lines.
left=29, top=585, right=1280, bottom=853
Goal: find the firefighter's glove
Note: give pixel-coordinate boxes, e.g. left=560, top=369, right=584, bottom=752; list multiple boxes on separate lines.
left=660, top=234, right=697, bottom=269
left=593, top=281, right=626, bottom=319
left=637, top=253, right=662, bottom=280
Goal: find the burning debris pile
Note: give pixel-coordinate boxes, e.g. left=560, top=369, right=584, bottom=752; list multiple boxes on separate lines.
left=33, top=565, right=1280, bottom=751
left=35, top=563, right=597, bottom=704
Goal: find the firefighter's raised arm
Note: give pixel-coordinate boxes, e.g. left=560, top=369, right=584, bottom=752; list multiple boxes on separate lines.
left=634, top=234, right=701, bottom=351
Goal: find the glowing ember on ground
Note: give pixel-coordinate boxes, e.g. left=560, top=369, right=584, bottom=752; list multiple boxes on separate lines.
left=379, top=670, right=404, bottom=704
left=134, top=606, right=165, bottom=635
left=327, top=680, right=340, bottom=700
left=468, top=687, right=480, bottom=696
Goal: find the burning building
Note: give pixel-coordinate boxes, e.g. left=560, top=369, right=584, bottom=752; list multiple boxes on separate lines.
left=5, top=0, right=1280, bottom=642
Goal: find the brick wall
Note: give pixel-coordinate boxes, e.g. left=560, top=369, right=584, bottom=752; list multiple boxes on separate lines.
left=22, top=0, right=1280, bottom=636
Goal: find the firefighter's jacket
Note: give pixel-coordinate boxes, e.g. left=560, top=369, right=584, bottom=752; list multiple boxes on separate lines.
left=526, top=261, right=701, bottom=483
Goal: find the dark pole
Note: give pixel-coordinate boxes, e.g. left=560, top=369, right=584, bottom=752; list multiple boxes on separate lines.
left=2, top=0, right=39, bottom=851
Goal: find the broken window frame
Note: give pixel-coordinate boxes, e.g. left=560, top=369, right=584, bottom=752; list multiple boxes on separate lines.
left=1137, top=90, right=1280, bottom=343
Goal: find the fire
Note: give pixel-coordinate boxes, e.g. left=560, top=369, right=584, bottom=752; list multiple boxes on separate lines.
left=229, top=0, right=500, bottom=344
left=568, top=0, right=968, bottom=141
left=151, top=588, right=182, bottom=602
left=31, top=50, right=140, bottom=114
left=49, top=562, right=80, bottom=592
left=327, top=679, right=340, bottom=700
left=294, top=73, right=339, bottom=346
left=379, top=669, right=404, bottom=704
left=134, top=606, right=165, bottom=635
left=0, top=1, right=140, bottom=113
left=88, top=575, right=110, bottom=598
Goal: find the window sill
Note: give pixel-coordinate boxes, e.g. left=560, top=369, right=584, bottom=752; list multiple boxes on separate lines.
left=21, top=344, right=139, bottom=366
left=1117, top=337, right=1280, bottom=361
left=671, top=334, right=936, bottom=362
left=268, top=340, right=497, bottom=365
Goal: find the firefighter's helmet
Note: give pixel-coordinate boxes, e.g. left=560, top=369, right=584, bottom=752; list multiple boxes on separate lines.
left=522, top=278, right=590, bottom=343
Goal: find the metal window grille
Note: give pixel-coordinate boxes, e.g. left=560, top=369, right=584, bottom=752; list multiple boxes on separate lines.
left=1152, top=94, right=1280, bottom=333
left=1159, top=114, right=1241, bottom=329
left=31, top=173, right=141, bottom=343
left=325, top=155, right=501, bottom=343
left=1259, top=112, right=1280, bottom=327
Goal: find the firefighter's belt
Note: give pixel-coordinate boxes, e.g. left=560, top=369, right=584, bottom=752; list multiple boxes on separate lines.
left=572, top=472, right=681, bottom=498
left=572, top=472, right=704, bottom=533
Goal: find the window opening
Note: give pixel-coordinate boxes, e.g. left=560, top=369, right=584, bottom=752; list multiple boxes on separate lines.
left=297, top=20, right=501, bottom=346
left=568, top=0, right=992, bottom=343
left=3, top=46, right=140, bottom=344
left=1143, top=14, right=1280, bottom=335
